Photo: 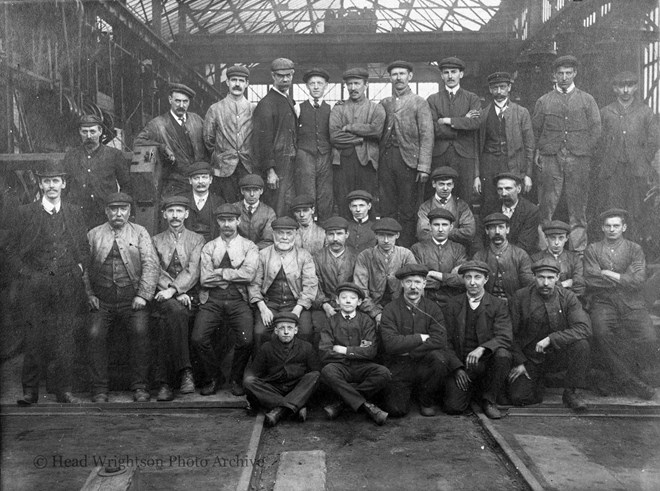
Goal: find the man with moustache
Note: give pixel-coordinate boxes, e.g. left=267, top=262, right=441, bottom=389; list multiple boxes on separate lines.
left=330, top=68, right=386, bottom=212
left=203, top=65, right=254, bottom=203
left=253, top=58, right=298, bottom=216
left=249, top=216, right=318, bottom=347
left=290, top=195, right=326, bottom=256
left=345, top=190, right=378, bottom=253
left=151, top=196, right=205, bottom=401
left=64, top=114, right=132, bottom=228
left=135, top=83, right=208, bottom=196
left=87, top=193, right=159, bottom=403
left=234, top=174, right=276, bottom=250
left=184, top=162, right=225, bottom=243
left=532, top=55, right=601, bottom=252
left=192, top=203, right=259, bottom=397
left=475, top=72, right=534, bottom=213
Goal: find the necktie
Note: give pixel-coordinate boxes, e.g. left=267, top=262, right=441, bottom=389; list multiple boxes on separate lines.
left=313, top=98, right=320, bottom=109
left=448, top=92, right=454, bottom=102
left=247, top=206, right=254, bottom=217
left=439, top=198, right=448, bottom=205
left=344, top=315, right=351, bottom=321
left=561, top=88, right=568, bottom=94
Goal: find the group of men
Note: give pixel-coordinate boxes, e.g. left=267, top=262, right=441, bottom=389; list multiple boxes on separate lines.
left=6, top=52, right=658, bottom=426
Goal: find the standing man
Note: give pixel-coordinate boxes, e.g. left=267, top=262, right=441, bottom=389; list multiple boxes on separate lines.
left=379, top=60, right=434, bottom=247
left=9, top=161, right=88, bottom=405
left=475, top=72, right=534, bottom=213
left=64, top=114, right=132, bottom=228
left=185, top=162, right=225, bottom=243
left=152, top=196, right=204, bottom=401
left=295, top=68, right=334, bottom=221
left=426, top=57, right=481, bottom=202
left=253, top=58, right=298, bottom=216
left=290, top=195, right=326, bottom=256
left=345, top=190, right=378, bottom=253
left=330, top=68, right=386, bottom=213
left=134, top=83, right=208, bottom=197
left=234, top=174, right=276, bottom=250
left=203, top=65, right=254, bottom=203
left=87, top=193, right=159, bottom=403
left=532, top=55, right=601, bottom=252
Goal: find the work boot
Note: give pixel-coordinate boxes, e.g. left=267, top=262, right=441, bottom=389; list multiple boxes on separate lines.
left=92, top=393, right=109, bottom=403
left=265, top=407, right=287, bottom=427
left=323, top=400, right=345, bottom=420
left=179, top=369, right=195, bottom=394
left=17, top=390, right=38, bottom=406
left=157, top=384, right=175, bottom=402
left=297, top=407, right=308, bottom=423
left=200, top=379, right=218, bottom=396
left=562, top=388, right=588, bottom=412
left=481, top=400, right=502, bottom=419
left=133, top=388, right=151, bottom=402
left=363, top=402, right=388, bottom=425
left=230, top=380, right=246, bottom=397
left=56, top=392, right=83, bottom=404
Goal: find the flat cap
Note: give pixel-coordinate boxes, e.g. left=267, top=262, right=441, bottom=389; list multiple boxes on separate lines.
left=187, top=161, right=212, bottom=177
left=394, top=263, right=429, bottom=280
left=35, top=159, right=66, bottom=178
left=79, top=114, right=103, bottom=127
left=289, top=194, right=315, bottom=211
left=427, top=208, right=456, bottom=223
left=272, top=216, right=299, bottom=230
left=336, top=281, right=365, bottom=300
left=323, top=216, right=349, bottom=231
left=483, top=212, right=510, bottom=227
left=553, top=55, right=579, bottom=70
left=346, top=190, right=373, bottom=203
left=430, top=166, right=458, bottom=181
left=438, top=56, right=466, bottom=71
left=492, top=172, right=522, bottom=185
left=372, top=217, right=402, bottom=234
left=342, top=67, right=369, bottom=81
left=531, top=257, right=561, bottom=275
left=273, top=311, right=299, bottom=325
left=387, top=60, right=413, bottom=73
left=226, top=65, right=250, bottom=79
left=612, top=71, right=638, bottom=85
left=169, top=82, right=196, bottom=99
left=238, top=173, right=264, bottom=188
left=542, top=220, right=570, bottom=235
left=161, top=195, right=191, bottom=210
left=214, top=203, right=241, bottom=218
left=458, top=260, right=491, bottom=276
left=303, top=67, right=330, bottom=83
left=271, top=58, right=295, bottom=72
left=105, top=192, right=133, bottom=206
left=488, top=71, right=513, bottom=85
left=599, top=208, right=629, bottom=222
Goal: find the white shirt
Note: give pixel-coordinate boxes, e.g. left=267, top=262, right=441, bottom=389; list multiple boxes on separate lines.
left=555, top=83, right=575, bottom=94
left=446, top=86, right=460, bottom=98
left=342, top=310, right=357, bottom=320
left=502, top=200, right=518, bottom=218
left=432, top=237, right=449, bottom=247
left=170, top=110, right=186, bottom=125
left=194, top=192, right=209, bottom=210
left=494, top=99, right=509, bottom=116
left=308, top=97, right=325, bottom=107
left=467, top=292, right=484, bottom=310
left=42, top=197, right=61, bottom=214
left=243, top=200, right=258, bottom=214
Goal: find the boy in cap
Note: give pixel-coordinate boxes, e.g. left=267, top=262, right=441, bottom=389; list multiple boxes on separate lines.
left=345, top=190, right=378, bottom=253
left=234, top=173, right=276, bottom=250
left=243, top=311, right=321, bottom=427
left=320, top=282, right=391, bottom=425
left=290, top=194, right=326, bottom=256
left=184, top=162, right=225, bottom=242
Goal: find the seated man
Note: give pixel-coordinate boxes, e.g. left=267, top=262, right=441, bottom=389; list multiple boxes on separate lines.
left=234, top=173, right=276, bottom=250
left=345, top=190, right=378, bottom=253
left=243, top=311, right=321, bottom=427
left=185, top=162, right=225, bottom=242
left=444, top=261, right=512, bottom=419
left=320, top=282, right=391, bottom=425
left=411, top=208, right=467, bottom=308
left=152, top=196, right=205, bottom=401
left=531, top=220, right=585, bottom=298
left=249, top=216, right=318, bottom=347
left=87, top=193, right=159, bottom=403
left=584, top=208, right=657, bottom=400
left=290, top=194, right=326, bottom=256
left=508, top=258, right=592, bottom=411
left=380, top=264, right=451, bottom=417
left=192, top=203, right=259, bottom=397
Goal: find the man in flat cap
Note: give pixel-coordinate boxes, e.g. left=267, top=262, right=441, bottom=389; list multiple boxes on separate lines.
left=475, top=72, right=534, bottom=213
left=584, top=209, right=657, bottom=400
left=294, top=68, right=334, bottom=221
left=8, top=160, right=88, bottom=405
left=253, top=58, right=298, bottom=216
left=411, top=208, right=467, bottom=309
left=354, top=217, right=417, bottom=325
left=151, top=196, right=205, bottom=401
left=596, top=70, right=659, bottom=240
left=64, top=114, right=132, bottom=229
left=443, top=261, right=512, bottom=419
left=483, top=172, right=540, bottom=255
left=345, top=190, right=378, bottom=253
left=416, top=166, right=476, bottom=250
left=192, top=203, right=259, bottom=397
left=330, top=68, right=386, bottom=213
left=473, top=212, right=533, bottom=302
left=203, top=65, right=254, bottom=204
left=379, top=60, right=434, bottom=247
left=234, top=173, right=276, bottom=250
left=380, top=264, right=451, bottom=416
left=531, top=220, right=585, bottom=298
left=135, top=83, right=208, bottom=196
left=320, top=282, right=390, bottom=425
left=508, top=258, right=591, bottom=412
left=532, top=55, right=601, bottom=253
left=243, top=311, right=321, bottom=427
left=426, top=56, right=481, bottom=203
left=184, top=162, right=225, bottom=243
left=290, top=194, right=326, bottom=256
left=87, top=192, right=159, bottom=403
left=249, top=216, right=318, bottom=347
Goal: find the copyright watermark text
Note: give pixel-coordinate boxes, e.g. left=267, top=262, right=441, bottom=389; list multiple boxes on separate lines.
left=32, top=453, right=264, bottom=469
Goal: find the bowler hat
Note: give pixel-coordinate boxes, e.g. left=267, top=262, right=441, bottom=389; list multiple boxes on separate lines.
left=394, top=264, right=429, bottom=280
left=482, top=212, right=510, bottom=227
left=273, top=311, right=299, bottom=325
left=214, top=203, right=241, bottom=218
left=430, top=166, right=458, bottom=182
left=238, top=174, right=265, bottom=189
left=372, top=217, right=402, bottom=234
left=169, top=82, right=196, bottom=99
left=271, top=58, right=295, bottom=72
left=303, top=68, right=330, bottom=83
left=531, top=257, right=561, bottom=275
left=458, top=260, right=490, bottom=276
left=542, top=220, right=570, bottom=235
left=438, top=57, right=466, bottom=71
left=387, top=60, right=413, bottom=73
left=427, top=208, right=455, bottom=223
left=323, top=216, right=349, bottom=231
left=346, top=190, right=373, bottom=203
left=35, top=159, right=67, bottom=178
left=342, top=68, right=369, bottom=81
left=272, top=216, right=299, bottom=230
left=226, top=65, right=250, bottom=79
left=105, top=192, right=133, bottom=206
left=161, top=195, right=191, bottom=210
left=187, top=162, right=212, bottom=177
left=336, top=282, right=365, bottom=300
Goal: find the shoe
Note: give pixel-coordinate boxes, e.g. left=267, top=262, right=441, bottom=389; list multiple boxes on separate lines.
left=230, top=380, right=246, bottom=397
left=92, top=393, right=108, bottom=403
left=265, top=407, right=286, bottom=427
left=420, top=405, right=437, bottom=417
left=323, top=401, right=345, bottom=420
left=631, top=380, right=655, bottom=400
left=562, top=389, right=588, bottom=412
left=482, top=400, right=502, bottom=419
left=297, top=407, right=308, bottom=422
left=157, top=384, right=175, bottom=402
left=179, top=369, right=195, bottom=394
left=56, top=392, right=82, bottom=404
left=17, top=391, right=38, bottom=406
left=200, top=379, right=218, bottom=396
left=363, top=402, right=388, bottom=425
left=133, top=388, right=151, bottom=402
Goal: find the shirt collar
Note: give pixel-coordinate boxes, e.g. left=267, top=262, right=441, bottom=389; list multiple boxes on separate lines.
left=329, top=247, right=345, bottom=258
left=502, top=200, right=519, bottom=214
left=272, top=87, right=289, bottom=98
left=171, top=110, right=186, bottom=123
left=243, top=200, right=258, bottom=211
left=432, top=237, right=448, bottom=247
left=41, top=197, right=61, bottom=214
left=446, top=86, right=460, bottom=97
left=308, top=97, right=325, bottom=106
left=555, top=83, right=575, bottom=94
left=341, top=310, right=357, bottom=320
left=494, top=99, right=509, bottom=109
left=353, top=216, right=369, bottom=224
left=434, top=194, right=452, bottom=205
left=467, top=291, right=485, bottom=309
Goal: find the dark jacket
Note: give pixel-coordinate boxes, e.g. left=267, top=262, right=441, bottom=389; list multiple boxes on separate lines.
left=319, top=311, right=378, bottom=364
left=297, top=100, right=332, bottom=155
left=484, top=197, right=540, bottom=255
left=473, top=242, right=534, bottom=301
left=252, top=337, right=320, bottom=384
left=346, top=218, right=377, bottom=253
left=185, top=192, right=225, bottom=243
left=427, top=87, right=481, bottom=158
left=234, top=200, right=276, bottom=250
left=531, top=249, right=585, bottom=297
left=410, top=239, right=466, bottom=297
left=416, top=194, right=475, bottom=246
left=312, top=246, right=358, bottom=309
left=252, top=88, right=298, bottom=174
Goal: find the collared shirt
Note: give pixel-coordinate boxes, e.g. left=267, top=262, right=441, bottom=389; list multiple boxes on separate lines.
left=308, top=97, right=325, bottom=107
left=502, top=200, right=519, bottom=218
left=494, top=99, right=509, bottom=117
left=446, top=86, right=459, bottom=98
left=194, top=192, right=209, bottom=211
left=42, top=197, right=61, bottom=215
left=171, top=110, right=186, bottom=125
left=435, top=193, right=452, bottom=205
left=467, top=292, right=484, bottom=310
left=342, top=310, right=357, bottom=320
left=432, top=237, right=449, bottom=247
left=555, top=83, right=575, bottom=94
